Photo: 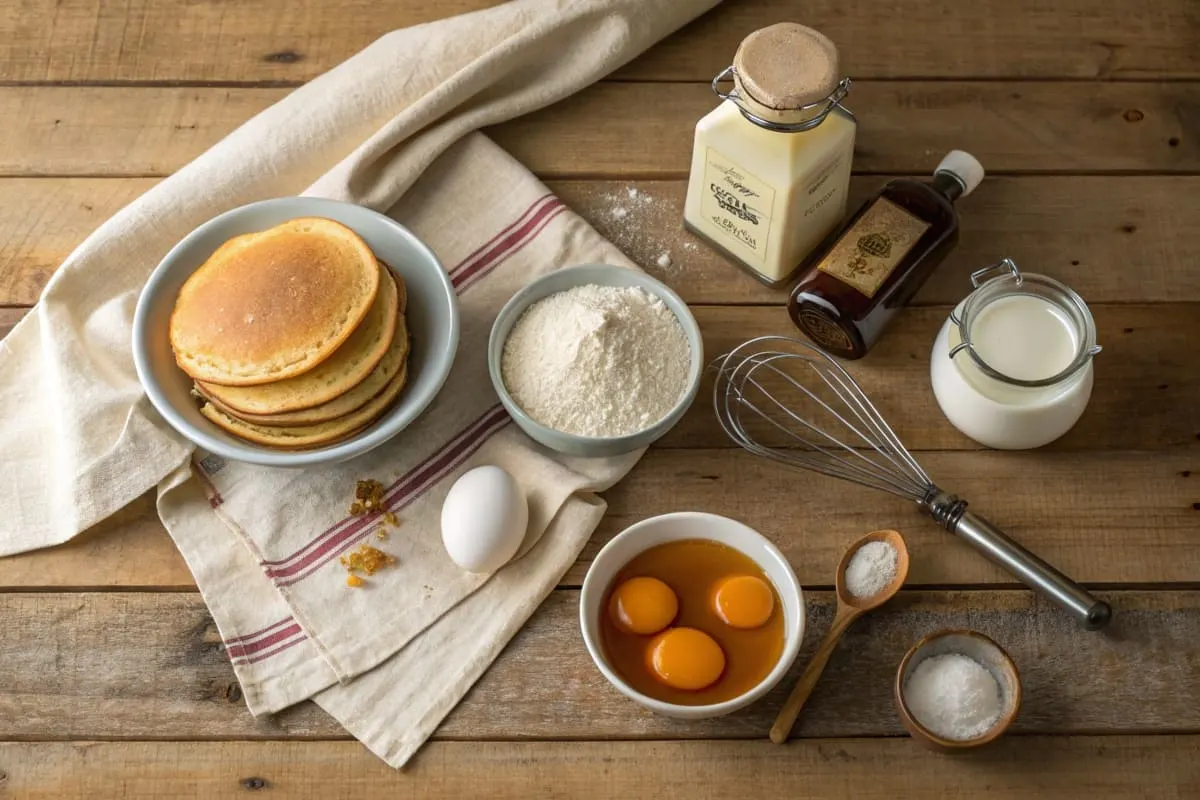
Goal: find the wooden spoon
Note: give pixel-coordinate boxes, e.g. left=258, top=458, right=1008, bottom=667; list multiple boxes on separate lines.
left=769, top=529, right=909, bottom=744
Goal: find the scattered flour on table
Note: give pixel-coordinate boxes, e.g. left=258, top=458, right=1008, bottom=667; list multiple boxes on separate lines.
left=501, top=284, right=691, bottom=438
left=595, top=185, right=702, bottom=276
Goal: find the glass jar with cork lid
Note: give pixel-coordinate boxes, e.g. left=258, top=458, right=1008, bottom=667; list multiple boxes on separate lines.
left=683, top=23, right=856, bottom=287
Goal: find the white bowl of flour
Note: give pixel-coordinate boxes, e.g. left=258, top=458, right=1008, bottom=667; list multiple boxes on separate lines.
left=489, top=264, right=703, bottom=457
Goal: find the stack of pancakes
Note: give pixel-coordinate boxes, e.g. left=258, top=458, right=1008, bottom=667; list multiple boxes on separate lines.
left=169, top=217, right=411, bottom=450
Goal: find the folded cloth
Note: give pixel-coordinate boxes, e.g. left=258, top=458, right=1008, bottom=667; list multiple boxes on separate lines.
left=0, top=0, right=720, bottom=767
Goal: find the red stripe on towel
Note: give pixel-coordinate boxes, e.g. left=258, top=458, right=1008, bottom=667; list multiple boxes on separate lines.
left=230, top=630, right=308, bottom=666
left=447, top=193, right=555, bottom=282
left=452, top=198, right=564, bottom=289
left=222, top=616, right=296, bottom=646
left=225, top=623, right=304, bottom=659
left=275, top=408, right=511, bottom=586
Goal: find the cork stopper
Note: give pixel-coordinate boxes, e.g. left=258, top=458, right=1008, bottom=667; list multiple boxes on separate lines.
left=733, top=23, right=839, bottom=112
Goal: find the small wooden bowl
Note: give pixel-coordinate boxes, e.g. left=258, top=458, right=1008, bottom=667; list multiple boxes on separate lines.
left=894, top=629, right=1021, bottom=752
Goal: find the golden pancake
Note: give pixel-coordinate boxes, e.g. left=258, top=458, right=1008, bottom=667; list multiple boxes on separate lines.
left=397, top=273, right=406, bottom=313
left=170, top=217, right=380, bottom=386
left=198, top=265, right=398, bottom=415
left=382, top=261, right=407, bottom=314
left=202, top=315, right=409, bottom=427
left=200, top=359, right=410, bottom=449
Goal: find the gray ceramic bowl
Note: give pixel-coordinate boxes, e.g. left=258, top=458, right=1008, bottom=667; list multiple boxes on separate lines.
left=487, top=264, right=702, bottom=457
left=132, top=197, right=460, bottom=468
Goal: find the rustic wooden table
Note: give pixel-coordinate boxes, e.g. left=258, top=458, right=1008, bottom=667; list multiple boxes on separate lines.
left=1, top=1, right=1198, bottom=797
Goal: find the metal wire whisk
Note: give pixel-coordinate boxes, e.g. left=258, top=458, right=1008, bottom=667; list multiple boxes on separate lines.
left=713, top=335, right=1111, bottom=630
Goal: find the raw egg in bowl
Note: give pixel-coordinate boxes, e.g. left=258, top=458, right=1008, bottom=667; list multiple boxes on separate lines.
left=579, top=512, right=805, bottom=720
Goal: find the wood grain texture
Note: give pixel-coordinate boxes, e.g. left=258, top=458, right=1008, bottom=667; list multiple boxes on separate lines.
left=494, top=82, right=1198, bottom=177
left=586, top=449, right=1200, bottom=587
left=554, top=177, right=1200, bottom=306
left=0, top=0, right=503, bottom=84
left=0, top=0, right=1194, bottom=83
left=0, top=82, right=1193, bottom=178
left=6, top=302, right=1192, bottom=450
left=0, top=306, right=24, bottom=336
left=665, top=304, right=1200, bottom=451
left=0, top=494, right=193, bottom=588
left=0, top=590, right=1196, bottom=739
left=0, top=179, right=153, bottom=305
left=625, top=0, right=1200, bottom=82
left=3, top=176, right=1197, bottom=307
left=1, top=737, right=1197, bottom=799
left=0, top=447, right=1196, bottom=590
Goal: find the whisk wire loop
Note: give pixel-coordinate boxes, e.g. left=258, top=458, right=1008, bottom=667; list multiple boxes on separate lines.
left=713, top=336, right=931, bottom=500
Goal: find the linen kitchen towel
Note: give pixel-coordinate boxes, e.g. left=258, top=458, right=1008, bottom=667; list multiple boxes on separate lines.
left=0, top=0, right=718, bottom=553
left=0, top=0, right=720, bottom=768
left=158, top=137, right=647, bottom=761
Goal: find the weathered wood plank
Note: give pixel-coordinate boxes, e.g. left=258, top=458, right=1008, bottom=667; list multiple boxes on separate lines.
left=7, top=303, right=1192, bottom=450
left=0, top=448, right=1196, bottom=590
left=493, top=82, right=1197, bottom=177
left=585, top=449, right=1200, bottom=587
left=1, top=737, right=1197, bottom=799
left=0, top=179, right=153, bottom=306
left=0, top=590, right=1195, bottom=739
left=4, top=176, right=1196, bottom=308
left=0, top=0, right=1193, bottom=83
left=0, top=82, right=1192, bottom=178
left=626, top=0, right=1200, bottom=82
left=0, top=494, right=192, bottom=588
left=0, top=0, right=503, bottom=84
left=0, top=307, right=24, bottom=336
left=667, top=304, right=1200, bottom=452
left=553, top=177, right=1200, bottom=306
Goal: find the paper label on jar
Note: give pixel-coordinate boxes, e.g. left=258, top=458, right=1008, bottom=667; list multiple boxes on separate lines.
left=700, top=147, right=775, bottom=259
left=816, top=197, right=930, bottom=298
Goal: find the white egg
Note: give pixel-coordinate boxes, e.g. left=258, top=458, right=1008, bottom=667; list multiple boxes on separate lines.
left=440, top=465, right=528, bottom=573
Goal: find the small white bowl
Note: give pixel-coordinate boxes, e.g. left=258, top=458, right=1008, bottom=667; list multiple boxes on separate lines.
left=579, top=512, right=805, bottom=720
left=488, top=263, right=703, bottom=458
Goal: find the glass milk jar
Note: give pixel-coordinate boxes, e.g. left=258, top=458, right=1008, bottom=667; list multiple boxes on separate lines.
left=930, top=259, right=1101, bottom=450
left=683, top=23, right=856, bottom=287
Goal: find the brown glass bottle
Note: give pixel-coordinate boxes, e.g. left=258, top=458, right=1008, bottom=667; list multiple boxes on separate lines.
left=787, top=150, right=983, bottom=359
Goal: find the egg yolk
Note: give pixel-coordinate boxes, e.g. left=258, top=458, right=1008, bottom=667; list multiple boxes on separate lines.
left=646, top=627, right=726, bottom=691
left=608, top=576, right=678, bottom=635
left=712, top=574, right=775, bottom=630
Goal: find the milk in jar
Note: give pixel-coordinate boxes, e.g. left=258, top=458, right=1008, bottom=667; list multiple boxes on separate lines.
left=930, top=259, right=1100, bottom=450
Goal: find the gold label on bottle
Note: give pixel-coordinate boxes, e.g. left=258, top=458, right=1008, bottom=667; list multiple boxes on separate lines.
left=816, top=197, right=930, bottom=298
left=700, top=147, right=775, bottom=259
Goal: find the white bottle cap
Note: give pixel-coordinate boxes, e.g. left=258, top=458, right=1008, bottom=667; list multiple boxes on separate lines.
left=935, top=150, right=985, bottom=197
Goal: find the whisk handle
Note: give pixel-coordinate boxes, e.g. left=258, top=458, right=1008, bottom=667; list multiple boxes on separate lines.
left=953, top=509, right=1112, bottom=630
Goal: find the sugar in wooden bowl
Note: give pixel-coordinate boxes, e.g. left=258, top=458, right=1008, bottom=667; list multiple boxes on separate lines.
left=894, top=629, right=1022, bottom=752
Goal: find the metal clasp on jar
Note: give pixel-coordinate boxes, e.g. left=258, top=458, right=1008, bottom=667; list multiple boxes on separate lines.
left=711, top=66, right=853, bottom=133
left=947, top=257, right=1102, bottom=385
left=948, top=258, right=1023, bottom=355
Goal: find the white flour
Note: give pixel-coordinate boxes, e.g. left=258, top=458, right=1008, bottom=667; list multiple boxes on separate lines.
left=501, top=283, right=691, bottom=437
left=844, top=540, right=898, bottom=598
left=595, top=185, right=700, bottom=277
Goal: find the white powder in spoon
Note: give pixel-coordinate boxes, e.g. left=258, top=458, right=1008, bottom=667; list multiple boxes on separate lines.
left=844, top=540, right=898, bottom=598
left=501, top=283, right=691, bottom=437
